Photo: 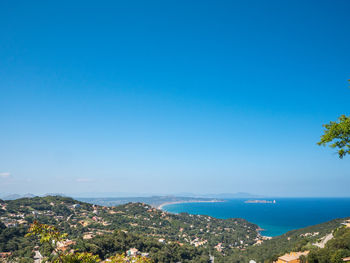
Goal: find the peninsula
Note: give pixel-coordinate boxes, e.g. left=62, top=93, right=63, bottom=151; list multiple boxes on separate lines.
left=244, top=200, right=276, bottom=204
left=157, top=199, right=225, bottom=210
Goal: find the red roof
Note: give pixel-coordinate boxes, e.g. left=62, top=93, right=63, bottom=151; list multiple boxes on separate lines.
left=0, top=252, right=12, bottom=258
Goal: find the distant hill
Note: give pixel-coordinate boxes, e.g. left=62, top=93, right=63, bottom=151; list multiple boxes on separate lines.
left=0, top=193, right=68, bottom=200
left=76, top=195, right=223, bottom=207
left=202, top=192, right=265, bottom=199
left=170, top=192, right=265, bottom=199
left=42, top=193, right=67, bottom=197
left=1, top=193, right=37, bottom=200
left=0, top=192, right=265, bottom=200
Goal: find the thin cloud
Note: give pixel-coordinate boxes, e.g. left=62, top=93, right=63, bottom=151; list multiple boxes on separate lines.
left=0, top=172, right=11, bottom=178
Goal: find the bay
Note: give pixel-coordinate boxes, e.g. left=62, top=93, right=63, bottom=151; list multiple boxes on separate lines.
left=163, top=198, right=350, bottom=236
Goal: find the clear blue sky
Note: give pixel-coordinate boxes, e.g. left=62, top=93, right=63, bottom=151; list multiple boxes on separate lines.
left=0, top=0, right=349, bottom=197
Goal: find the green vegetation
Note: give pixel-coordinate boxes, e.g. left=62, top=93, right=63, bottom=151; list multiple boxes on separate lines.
left=1, top=196, right=349, bottom=262
left=307, top=227, right=350, bottom=263
left=0, top=196, right=256, bottom=262
left=227, top=218, right=347, bottom=262
left=81, top=230, right=209, bottom=262
left=0, top=222, right=34, bottom=260
left=318, top=80, right=350, bottom=159
left=318, top=114, right=350, bottom=158
left=27, top=221, right=151, bottom=263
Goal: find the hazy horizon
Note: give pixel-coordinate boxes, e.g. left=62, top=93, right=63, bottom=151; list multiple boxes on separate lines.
left=1, top=0, right=349, bottom=197
left=2, top=191, right=350, bottom=199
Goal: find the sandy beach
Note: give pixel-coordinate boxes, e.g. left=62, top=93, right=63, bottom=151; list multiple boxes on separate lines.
left=157, top=199, right=225, bottom=210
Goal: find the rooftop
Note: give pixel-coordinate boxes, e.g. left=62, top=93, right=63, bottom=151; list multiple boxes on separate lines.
left=278, top=251, right=309, bottom=262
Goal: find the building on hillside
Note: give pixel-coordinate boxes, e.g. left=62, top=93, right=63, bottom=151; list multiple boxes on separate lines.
left=214, top=243, right=224, bottom=252
left=17, top=219, right=27, bottom=225
left=342, top=257, right=350, bottom=262
left=0, top=252, right=12, bottom=259
left=83, top=233, right=94, bottom=239
left=57, top=240, right=76, bottom=252
left=71, top=204, right=80, bottom=209
left=276, top=251, right=309, bottom=263
left=342, top=219, right=350, bottom=228
left=126, top=248, right=139, bottom=257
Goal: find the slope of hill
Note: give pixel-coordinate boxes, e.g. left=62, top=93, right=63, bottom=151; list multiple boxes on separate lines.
left=0, top=196, right=258, bottom=262
left=222, top=217, right=350, bottom=262
left=1, top=196, right=349, bottom=263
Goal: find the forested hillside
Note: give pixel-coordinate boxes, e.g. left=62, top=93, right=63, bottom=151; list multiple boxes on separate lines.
left=0, top=196, right=348, bottom=262
left=0, top=196, right=257, bottom=262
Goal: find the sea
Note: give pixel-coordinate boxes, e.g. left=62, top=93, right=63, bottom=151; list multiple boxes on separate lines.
left=162, top=198, right=350, bottom=237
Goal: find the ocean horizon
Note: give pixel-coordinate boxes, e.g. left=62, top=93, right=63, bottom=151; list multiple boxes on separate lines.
left=162, top=197, right=350, bottom=236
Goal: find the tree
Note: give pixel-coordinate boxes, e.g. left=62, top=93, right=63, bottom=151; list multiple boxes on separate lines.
left=299, top=255, right=307, bottom=263
left=26, top=221, right=152, bottom=263
left=318, top=79, right=350, bottom=158
left=318, top=114, right=350, bottom=158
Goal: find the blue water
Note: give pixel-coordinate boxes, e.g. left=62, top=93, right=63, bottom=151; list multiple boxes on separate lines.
left=163, top=198, right=350, bottom=236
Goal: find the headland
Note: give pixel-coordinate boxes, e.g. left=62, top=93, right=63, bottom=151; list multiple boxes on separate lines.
left=158, top=199, right=225, bottom=210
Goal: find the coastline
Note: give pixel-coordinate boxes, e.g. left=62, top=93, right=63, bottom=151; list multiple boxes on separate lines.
left=157, top=199, right=225, bottom=210
left=158, top=200, right=271, bottom=239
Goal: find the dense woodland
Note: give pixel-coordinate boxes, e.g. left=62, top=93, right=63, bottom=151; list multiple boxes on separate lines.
left=307, top=227, right=350, bottom=263
left=0, top=196, right=349, bottom=262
